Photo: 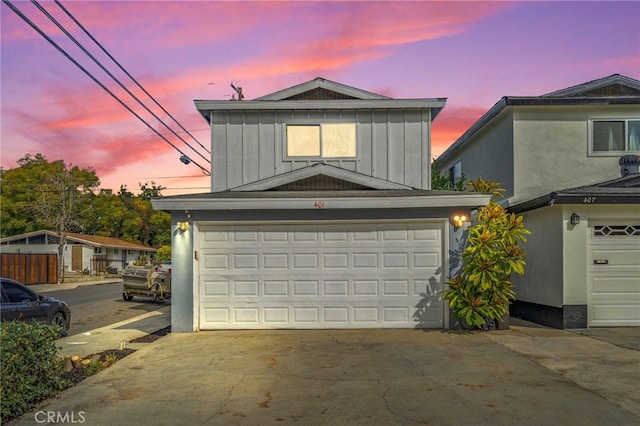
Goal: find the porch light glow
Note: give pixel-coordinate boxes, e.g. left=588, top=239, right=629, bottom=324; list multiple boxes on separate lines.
left=452, top=215, right=467, bottom=229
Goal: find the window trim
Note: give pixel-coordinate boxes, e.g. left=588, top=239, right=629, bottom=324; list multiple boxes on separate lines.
left=588, top=117, right=640, bottom=156
left=283, top=121, right=357, bottom=160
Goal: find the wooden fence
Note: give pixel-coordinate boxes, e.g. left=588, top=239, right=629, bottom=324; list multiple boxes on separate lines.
left=0, top=253, right=58, bottom=284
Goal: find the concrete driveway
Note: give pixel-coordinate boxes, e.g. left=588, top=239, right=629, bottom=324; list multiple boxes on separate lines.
left=10, top=326, right=639, bottom=425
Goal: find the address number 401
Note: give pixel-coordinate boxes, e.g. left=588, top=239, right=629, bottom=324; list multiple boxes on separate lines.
left=313, top=201, right=325, bottom=209
left=583, top=196, right=597, bottom=204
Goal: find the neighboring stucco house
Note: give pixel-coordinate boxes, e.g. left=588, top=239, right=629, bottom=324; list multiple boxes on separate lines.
left=152, top=78, right=490, bottom=332
left=0, top=230, right=157, bottom=273
left=435, top=74, right=640, bottom=328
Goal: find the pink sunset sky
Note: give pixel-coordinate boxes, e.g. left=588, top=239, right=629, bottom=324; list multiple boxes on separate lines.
left=1, top=1, right=639, bottom=196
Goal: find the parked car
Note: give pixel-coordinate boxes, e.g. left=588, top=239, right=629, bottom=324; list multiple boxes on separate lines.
left=0, top=277, right=71, bottom=336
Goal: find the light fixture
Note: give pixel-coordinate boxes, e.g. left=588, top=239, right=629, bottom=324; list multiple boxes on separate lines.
left=177, top=221, right=189, bottom=232
left=570, top=213, right=580, bottom=225
left=452, top=214, right=467, bottom=229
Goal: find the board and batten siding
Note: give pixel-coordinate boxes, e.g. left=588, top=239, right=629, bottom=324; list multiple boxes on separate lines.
left=210, top=109, right=431, bottom=192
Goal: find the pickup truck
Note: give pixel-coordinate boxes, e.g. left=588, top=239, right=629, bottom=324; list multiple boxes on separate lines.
left=121, top=265, right=171, bottom=302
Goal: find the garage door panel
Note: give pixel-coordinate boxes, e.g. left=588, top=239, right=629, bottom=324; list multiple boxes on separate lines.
left=198, top=222, right=444, bottom=329
left=592, top=277, right=640, bottom=294
left=588, top=223, right=640, bottom=327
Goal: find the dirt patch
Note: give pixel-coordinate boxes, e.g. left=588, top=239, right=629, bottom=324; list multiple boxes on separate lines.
left=63, top=326, right=171, bottom=386
left=61, top=348, right=136, bottom=387
left=129, top=326, right=171, bottom=343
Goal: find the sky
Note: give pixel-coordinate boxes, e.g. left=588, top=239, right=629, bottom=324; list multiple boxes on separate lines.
left=1, top=1, right=639, bottom=196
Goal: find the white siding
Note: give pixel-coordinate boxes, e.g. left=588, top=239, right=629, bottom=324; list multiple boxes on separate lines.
left=210, top=109, right=431, bottom=192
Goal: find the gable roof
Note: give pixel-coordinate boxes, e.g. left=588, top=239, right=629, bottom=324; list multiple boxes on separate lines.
left=255, top=77, right=390, bottom=101
left=542, top=74, right=640, bottom=97
left=436, top=74, right=640, bottom=165
left=194, top=77, right=446, bottom=121
left=0, top=230, right=157, bottom=251
left=229, top=163, right=412, bottom=191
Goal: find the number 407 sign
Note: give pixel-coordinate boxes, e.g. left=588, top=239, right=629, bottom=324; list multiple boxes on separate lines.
left=313, top=201, right=325, bottom=209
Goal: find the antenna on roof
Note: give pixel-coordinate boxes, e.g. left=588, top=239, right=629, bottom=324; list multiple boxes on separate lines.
left=230, top=82, right=244, bottom=101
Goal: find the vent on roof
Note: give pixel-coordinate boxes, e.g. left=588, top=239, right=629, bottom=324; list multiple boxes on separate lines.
left=284, top=87, right=358, bottom=101
left=619, top=155, right=640, bottom=177
left=268, top=174, right=372, bottom=191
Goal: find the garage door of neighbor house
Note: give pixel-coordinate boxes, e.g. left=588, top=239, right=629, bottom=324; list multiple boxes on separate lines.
left=588, top=222, right=640, bottom=327
left=197, top=221, right=445, bottom=330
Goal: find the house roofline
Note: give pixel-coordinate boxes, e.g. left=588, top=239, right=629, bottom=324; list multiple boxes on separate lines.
left=194, top=99, right=447, bottom=123
left=230, top=163, right=412, bottom=191
left=152, top=191, right=491, bottom=212
left=435, top=96, right=640, bottom=166
left=0, top=230, right=156, bottom=251
left=255, top=77, right=391, bottom=101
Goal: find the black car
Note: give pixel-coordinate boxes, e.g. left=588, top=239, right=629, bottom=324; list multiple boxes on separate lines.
left=0, top=277, right=71, bottom=336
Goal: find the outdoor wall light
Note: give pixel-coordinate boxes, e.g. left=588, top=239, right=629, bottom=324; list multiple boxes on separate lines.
left=177, top=221, right=189, bottom=232
left=570, top=213, right=580, bottom=225
left=452, top=215, right=467, bottom=229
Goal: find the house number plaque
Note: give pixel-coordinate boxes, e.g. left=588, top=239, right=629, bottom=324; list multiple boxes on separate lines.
left=313, top=201, right=325, bottom=209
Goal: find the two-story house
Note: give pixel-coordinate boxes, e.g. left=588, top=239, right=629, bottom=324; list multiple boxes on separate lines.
left=435, top=74, right=640, bottom=329
left=152, top=78, right=490, bottom=332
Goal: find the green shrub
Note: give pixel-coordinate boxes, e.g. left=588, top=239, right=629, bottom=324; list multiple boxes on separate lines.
left=444, top=178, right=531, bottom=329
left=1, top=321, right=67, bottom=422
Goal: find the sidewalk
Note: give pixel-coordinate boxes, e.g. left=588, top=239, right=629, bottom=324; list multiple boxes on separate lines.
left=56, top=305, right=171, bottom=358
left=34, top=277, right=123, bottom=293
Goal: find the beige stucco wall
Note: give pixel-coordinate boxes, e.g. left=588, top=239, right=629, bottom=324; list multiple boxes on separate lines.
left=512, top=105, right=639, bottom=204
left=437, top=110, right=515, bottom=196
left=513, top=206, right=564, bottom=307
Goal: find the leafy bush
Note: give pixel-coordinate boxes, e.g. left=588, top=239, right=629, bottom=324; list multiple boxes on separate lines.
left=1, top=321, right=67, bottom=422
left=444, top=178, right=530, bottom=329
left=155, top=245, right=171, bottom=264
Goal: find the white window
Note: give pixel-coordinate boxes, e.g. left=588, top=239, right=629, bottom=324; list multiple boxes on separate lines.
left=94, top=247, right=103, bottom=254
left=591, top=119, right=640, bottom=154
left=286, top=123, right=356, bottom=158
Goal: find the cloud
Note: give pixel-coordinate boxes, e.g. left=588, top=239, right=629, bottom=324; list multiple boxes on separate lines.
left=432, top=106, right=488, bottom=157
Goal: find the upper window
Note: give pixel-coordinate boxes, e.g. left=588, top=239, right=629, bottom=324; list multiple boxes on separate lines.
left=286, top=123, right=356, bottom=158
left=591, top=119, right=640, bottom=154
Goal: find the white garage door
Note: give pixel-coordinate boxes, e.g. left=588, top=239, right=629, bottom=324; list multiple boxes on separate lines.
left=588, top=223, right=640, bottom=327
left=197, top=221, right=444, bottom=329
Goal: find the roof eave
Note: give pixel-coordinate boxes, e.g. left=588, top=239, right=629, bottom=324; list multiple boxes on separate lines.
left=152, top=192, right=491, bottom=212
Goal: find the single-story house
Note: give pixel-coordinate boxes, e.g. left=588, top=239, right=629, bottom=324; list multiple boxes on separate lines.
left=0, top=230, right=157, bottom=274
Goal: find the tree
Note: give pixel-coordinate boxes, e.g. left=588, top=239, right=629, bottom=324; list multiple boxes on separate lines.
left=443, top=177, right=530, bottom=329
left=431, top=159, right=466, bottom=191
left=1, top=154, right=100, bottom=282
left=115, top=182, right=170, bottom=246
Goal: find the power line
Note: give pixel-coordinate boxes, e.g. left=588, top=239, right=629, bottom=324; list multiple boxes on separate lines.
left=53, top=0, right=212, bottom=156
left=2, top=0, right=211, bottom=176
left=30, top=0, right=210, bottom=166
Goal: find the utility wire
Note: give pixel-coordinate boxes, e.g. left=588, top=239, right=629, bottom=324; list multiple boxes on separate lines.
left=31, top=0, right=210, bottom=166
left=2, top=0, right=210, bottom=175
left=53, top=0, right=211, bottom=156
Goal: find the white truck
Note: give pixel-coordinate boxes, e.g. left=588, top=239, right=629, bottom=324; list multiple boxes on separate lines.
left=121, top=265, right=171, bottom=302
